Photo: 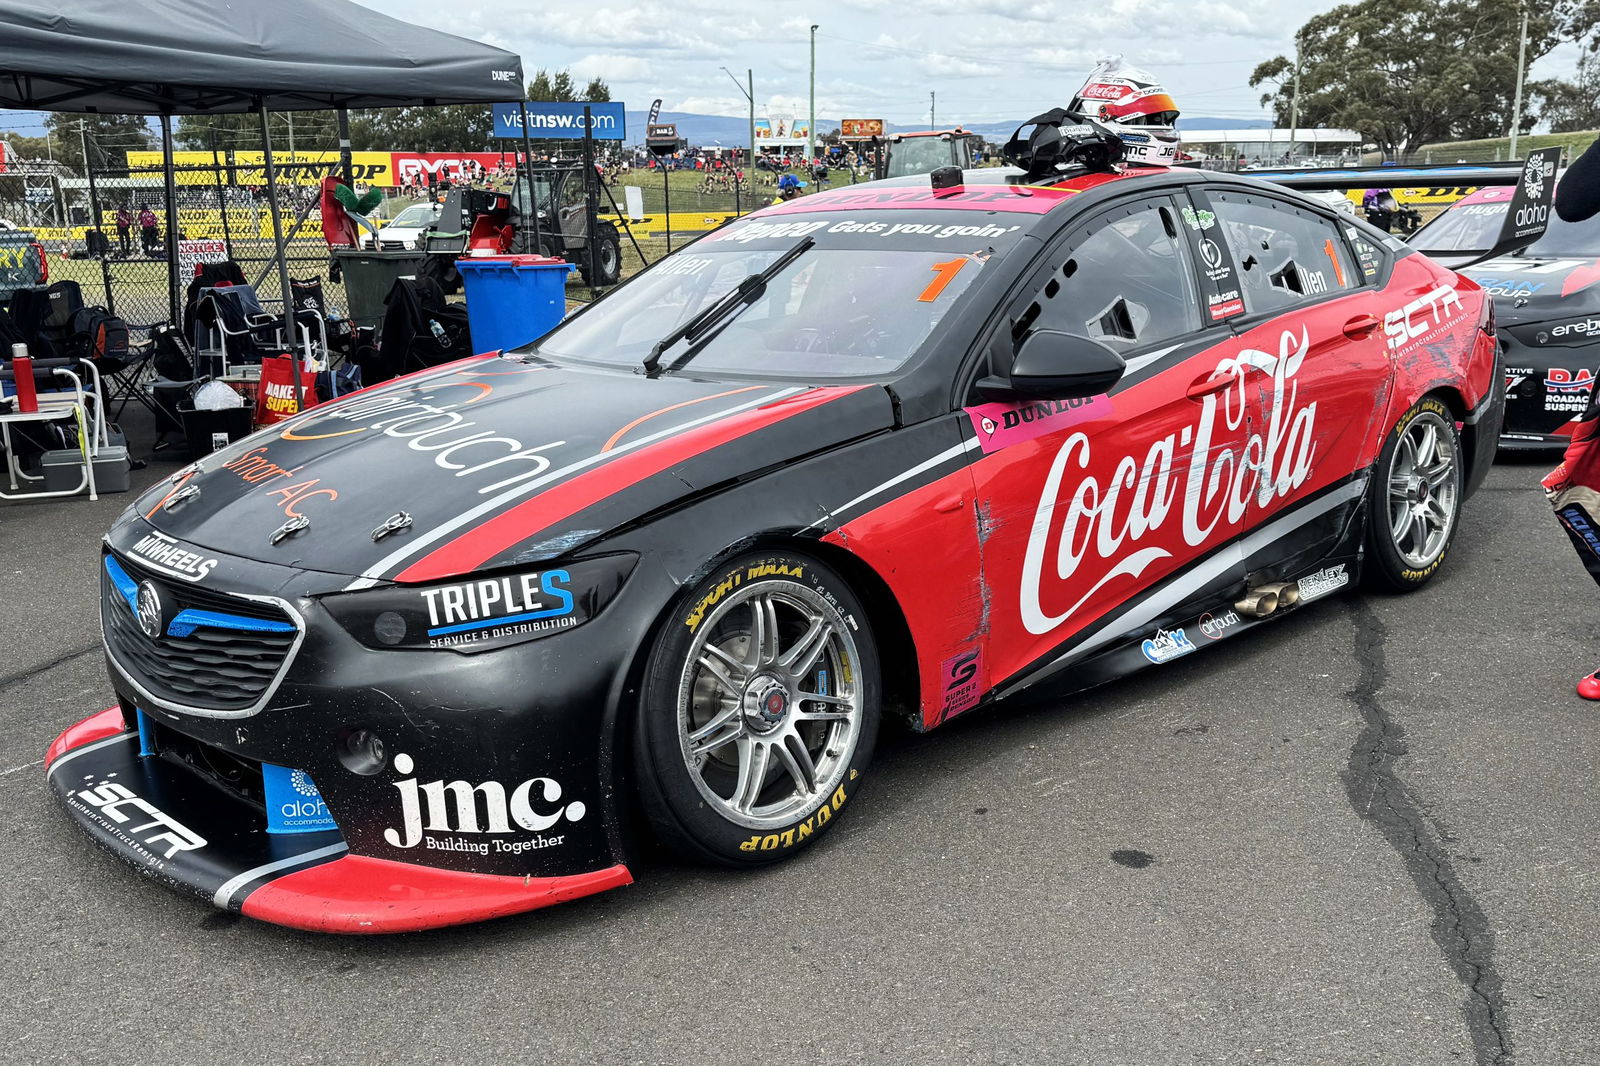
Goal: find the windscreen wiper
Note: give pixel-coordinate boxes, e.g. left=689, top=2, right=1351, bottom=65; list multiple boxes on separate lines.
left=642, top=235, right=815, bottom=377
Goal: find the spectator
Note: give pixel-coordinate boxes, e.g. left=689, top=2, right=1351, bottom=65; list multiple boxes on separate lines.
left=137, top=205, right=159, bottom=255
left=114, top=205, right=132, bottom=256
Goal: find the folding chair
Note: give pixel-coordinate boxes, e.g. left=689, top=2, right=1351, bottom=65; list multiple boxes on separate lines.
left=109, top=323, right=208, bottom=452
left=0, top=356, right=107, bottom=499
left=8, top=281, right=85, bottom=359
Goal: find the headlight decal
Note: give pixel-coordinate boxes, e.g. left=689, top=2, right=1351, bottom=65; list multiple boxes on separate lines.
left=322, top=554, right=635, bottom=654
left=423, top=570, right=575, bottom=637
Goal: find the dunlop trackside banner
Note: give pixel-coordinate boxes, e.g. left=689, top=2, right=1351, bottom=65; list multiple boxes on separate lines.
left=123, top=151, right=532, bottom=188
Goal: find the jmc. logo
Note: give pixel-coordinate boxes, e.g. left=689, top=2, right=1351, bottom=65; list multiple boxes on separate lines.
left=383, top=753, right=587, bottom=849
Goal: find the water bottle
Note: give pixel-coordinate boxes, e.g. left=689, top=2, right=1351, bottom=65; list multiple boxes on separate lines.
left=428, top=319, right=449, bottom=346
left=11, top=343, right=36, bottom=413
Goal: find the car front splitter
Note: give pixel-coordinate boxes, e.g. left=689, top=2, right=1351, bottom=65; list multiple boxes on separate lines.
left=46, top=709, right=631, bottom=934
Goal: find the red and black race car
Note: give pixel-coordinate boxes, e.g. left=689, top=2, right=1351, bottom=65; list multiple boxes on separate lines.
left=46, top=123, right=1534, bottom=933
left=1409, top=181, right=1600, bottom=449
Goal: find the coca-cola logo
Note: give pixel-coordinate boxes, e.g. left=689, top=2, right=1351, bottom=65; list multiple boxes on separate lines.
left=1020, top=328, right=1318, bottom=636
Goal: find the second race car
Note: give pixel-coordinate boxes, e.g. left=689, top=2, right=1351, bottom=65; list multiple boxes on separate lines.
left=1411, top=181, right=1600, bottom=448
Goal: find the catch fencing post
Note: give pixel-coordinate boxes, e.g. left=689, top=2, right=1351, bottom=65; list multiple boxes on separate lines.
left=159, top=113, right=183, bottom=326
left=83, top=143, right=115, bottom=314
left=662, top=162, right=672, bottom=254
left=584, top=106, right=598, bottom=300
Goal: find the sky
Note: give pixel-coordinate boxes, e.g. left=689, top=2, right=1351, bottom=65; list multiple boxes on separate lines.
left=0, top=0, right=1587, bottom=141
left=358, top=0, right=1585, bottom=127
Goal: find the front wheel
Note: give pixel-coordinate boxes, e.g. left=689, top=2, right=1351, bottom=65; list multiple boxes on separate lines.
left=634, top=551, right=880, bottom=866
left=1364, top=396, right=1464, bottom=590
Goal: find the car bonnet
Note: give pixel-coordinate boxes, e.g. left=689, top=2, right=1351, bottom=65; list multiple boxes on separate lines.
left=129, top=355, right=894, bottom=583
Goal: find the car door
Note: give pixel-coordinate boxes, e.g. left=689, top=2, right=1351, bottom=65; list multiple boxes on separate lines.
left=962, top=191, right=1252, bottom=692
left=1193, top=186, right=1393, bottom=567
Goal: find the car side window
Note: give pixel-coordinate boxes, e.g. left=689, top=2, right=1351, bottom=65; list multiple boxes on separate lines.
left=1209, top=192, right=1360, bottom=315
left=1010, top=197, right=1203, bottom=355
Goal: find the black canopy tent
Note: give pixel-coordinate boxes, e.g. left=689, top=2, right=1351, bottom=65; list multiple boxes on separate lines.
left=0, top=0, right=522, bottom=394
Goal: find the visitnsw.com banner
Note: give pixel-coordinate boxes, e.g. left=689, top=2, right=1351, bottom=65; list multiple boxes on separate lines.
left=492, top=101, right=627, bottom=141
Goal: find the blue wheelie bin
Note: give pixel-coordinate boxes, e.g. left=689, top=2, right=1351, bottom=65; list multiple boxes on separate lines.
left=454, top=254, right=576, bottom=353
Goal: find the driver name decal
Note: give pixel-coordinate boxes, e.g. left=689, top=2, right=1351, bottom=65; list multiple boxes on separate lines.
left=1020, top=328, right=1318, bottom=636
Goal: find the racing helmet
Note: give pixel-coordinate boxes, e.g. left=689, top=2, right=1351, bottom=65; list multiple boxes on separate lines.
left=1067, top=56, right=1181, bottom=167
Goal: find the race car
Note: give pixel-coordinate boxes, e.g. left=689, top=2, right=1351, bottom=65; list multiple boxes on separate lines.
left=47, top=124, right=1523, bottom=933
left=1409, top=182, right=1600, bottom=449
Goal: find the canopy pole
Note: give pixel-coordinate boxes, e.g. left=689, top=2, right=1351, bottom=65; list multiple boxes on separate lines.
left=258, top=102, right=304, bottom=408
left=159, top=113, right=182, bottom=326
left=337, top=107, right=353, bottom=187
left=517, top=101, right=541, bottom=254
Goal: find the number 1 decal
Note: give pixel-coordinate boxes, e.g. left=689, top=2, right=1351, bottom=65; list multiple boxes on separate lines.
left=1323, top=239, right=1348, bottom=288
left=919, top=257, right=968, bottom=302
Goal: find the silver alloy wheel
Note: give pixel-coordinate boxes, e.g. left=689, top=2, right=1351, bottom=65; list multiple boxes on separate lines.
left=676, top=580, right=864, bottom=830
left=1386, top=409, right=1461, bottom=570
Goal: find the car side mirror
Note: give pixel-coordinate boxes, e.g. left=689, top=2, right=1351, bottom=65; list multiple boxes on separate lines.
left=977, top=329, right=1126, bottom=401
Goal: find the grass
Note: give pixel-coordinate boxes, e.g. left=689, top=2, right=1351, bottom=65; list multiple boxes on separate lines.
left=1412, top=129, right=1600, bottom=164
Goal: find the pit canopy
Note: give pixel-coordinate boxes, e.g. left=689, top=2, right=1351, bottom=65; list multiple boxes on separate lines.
left=0, top=0, right=523, bottom=114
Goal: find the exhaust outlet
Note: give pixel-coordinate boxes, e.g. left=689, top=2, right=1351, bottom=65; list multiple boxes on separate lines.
left=1235, top=588, right=1280, bottom=617
left=1265, top=581, right=1301, bottom=610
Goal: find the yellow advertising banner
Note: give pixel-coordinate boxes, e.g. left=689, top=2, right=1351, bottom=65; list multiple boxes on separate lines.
left=123, top=150, right=394, bottom=186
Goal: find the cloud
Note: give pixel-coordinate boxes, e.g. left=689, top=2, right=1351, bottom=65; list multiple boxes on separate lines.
left=568, top=54, right=655, bottom=83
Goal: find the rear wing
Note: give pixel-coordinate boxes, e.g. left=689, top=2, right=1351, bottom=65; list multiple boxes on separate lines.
left=1249, top=148, right=1562, bottom=268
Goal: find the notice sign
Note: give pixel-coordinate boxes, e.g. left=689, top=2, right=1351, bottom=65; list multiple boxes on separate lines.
left=492, top=101, right=627, bottom=141
left=177, top=239, right=227, bottom=277
left=840, top=119, right=884, bottom=140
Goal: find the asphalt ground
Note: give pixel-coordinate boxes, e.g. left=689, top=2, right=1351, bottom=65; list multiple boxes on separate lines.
left=2, top=418, right=1597, bottom=1066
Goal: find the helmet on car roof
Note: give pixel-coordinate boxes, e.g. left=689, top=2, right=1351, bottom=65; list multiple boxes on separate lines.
left=1067, top=56, right=1181, bottom=167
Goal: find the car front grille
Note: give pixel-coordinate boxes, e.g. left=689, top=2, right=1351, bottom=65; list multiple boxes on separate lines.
left=101, top=551, right=300, bottom=714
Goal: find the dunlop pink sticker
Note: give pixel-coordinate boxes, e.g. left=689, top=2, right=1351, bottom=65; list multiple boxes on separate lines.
left=965, top=395, right=1112, bottom=454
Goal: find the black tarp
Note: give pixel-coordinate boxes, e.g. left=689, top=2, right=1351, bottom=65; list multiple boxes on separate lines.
left=0, top=0, right=522, bottom=114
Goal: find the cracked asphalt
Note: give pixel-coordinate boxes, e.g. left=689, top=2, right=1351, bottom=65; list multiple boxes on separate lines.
left=3, top=447, right=1598, bottom=1066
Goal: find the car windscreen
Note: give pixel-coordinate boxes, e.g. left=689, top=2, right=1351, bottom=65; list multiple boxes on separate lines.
left=387, top=204, right=437, bottom=227
left=528, top=210, right=1030, bottom=381
left=885, top=138, right=957, bottom=179
left=1414, top=196, right=1600, bottom=258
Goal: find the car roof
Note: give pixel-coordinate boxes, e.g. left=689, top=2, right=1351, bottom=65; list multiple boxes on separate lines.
left=762, top=165, right=1204, bottom=232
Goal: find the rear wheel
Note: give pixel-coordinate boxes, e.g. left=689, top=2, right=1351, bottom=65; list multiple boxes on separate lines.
left=579, top=223, right=622, bottom=286
left=634, top=551, right=880, bottom=865
left=1364, top=396, right=1463, bottom=590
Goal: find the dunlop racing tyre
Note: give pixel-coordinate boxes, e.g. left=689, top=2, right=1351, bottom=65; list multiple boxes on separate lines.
left=635, top=550, right=880, bottom=866
left=1364, top=396, right=1463, bottom=591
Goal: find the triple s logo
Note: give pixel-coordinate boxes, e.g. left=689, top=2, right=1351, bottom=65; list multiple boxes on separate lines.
left=1021, top=328, right=1318, bottom=636
left=384, top=753, right=586, bottom=857
left=420, top=571, right=576, bottom=648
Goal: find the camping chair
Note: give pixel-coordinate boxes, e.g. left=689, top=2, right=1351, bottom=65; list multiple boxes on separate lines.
left=181, top=260, right=248, bottom=342
left=357, top=276, right=472, bottom=386
left=193, top=284, right=282, bottom=375
left=109, top=322, right=210, bottom=453
left=0, top=354, right=109, bottom=495
left=288, top=277, right=338, bottom=363
left=8, top=281, right=85, bottom=360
